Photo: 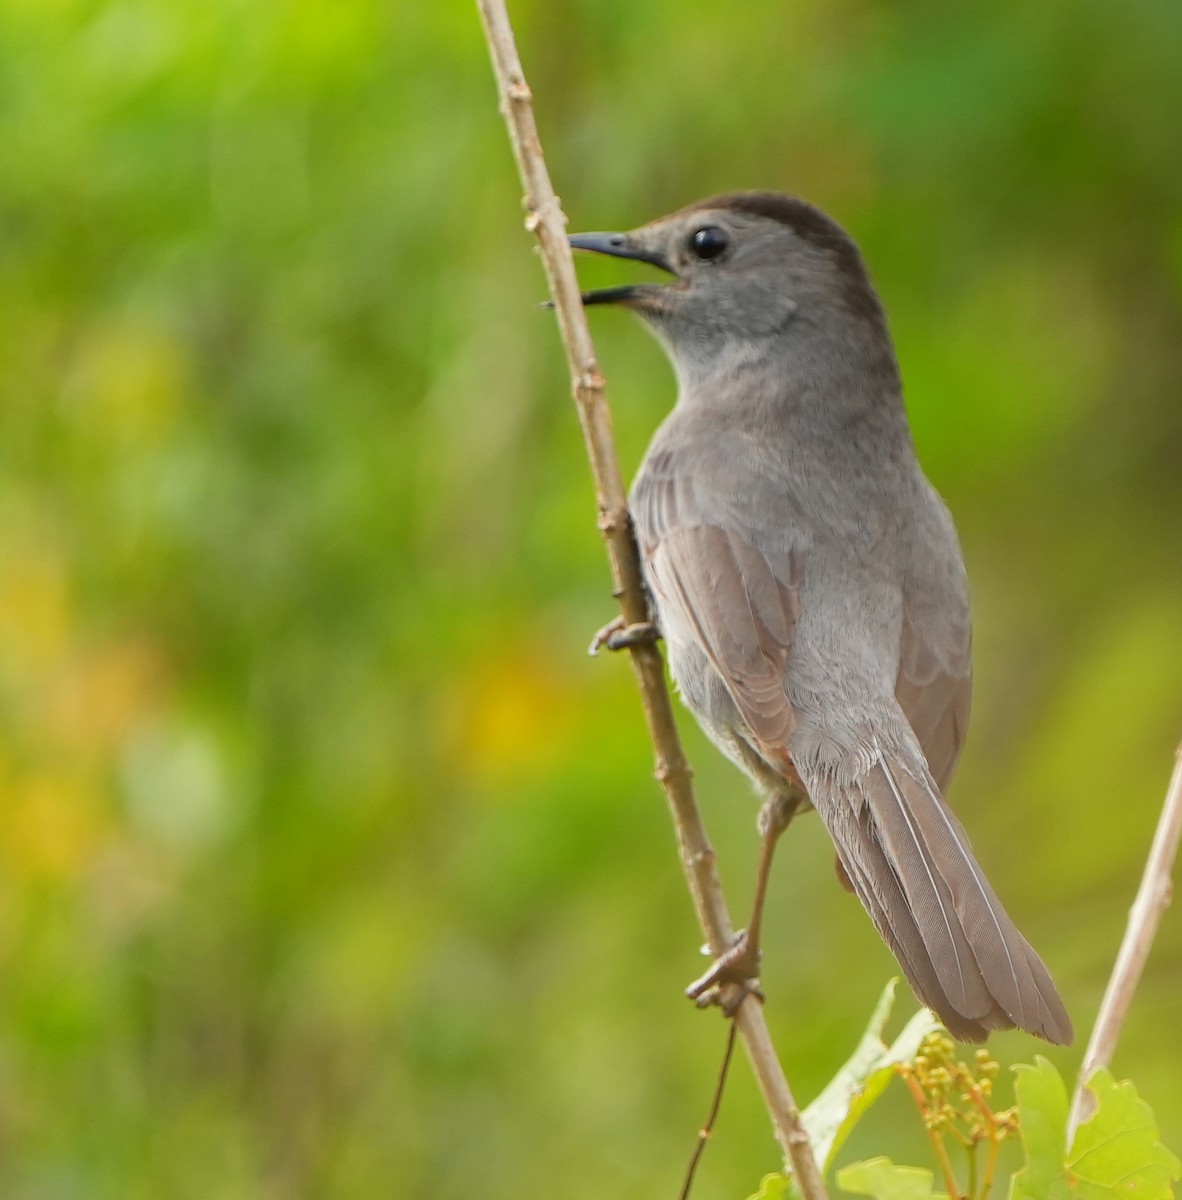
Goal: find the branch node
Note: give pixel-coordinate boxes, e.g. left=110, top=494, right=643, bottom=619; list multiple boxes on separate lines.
left=598, top=506, right=627, bottom=536
left=655, top=761, right=694, bottom=786
left=576, top=368, right=606, bottom=394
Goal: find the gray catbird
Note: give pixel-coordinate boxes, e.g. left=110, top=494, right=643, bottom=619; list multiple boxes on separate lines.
left=570, top=192, right=1072, bottom=1044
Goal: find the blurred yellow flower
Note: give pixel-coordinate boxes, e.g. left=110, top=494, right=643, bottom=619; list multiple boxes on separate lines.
left=0, top=771, right=107, bottom=882
left=444, top=647, right=585, bottom=792
left=0, top=539, right=70, bottom=681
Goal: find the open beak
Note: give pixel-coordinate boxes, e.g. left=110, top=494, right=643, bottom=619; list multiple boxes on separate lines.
left=568, top=232, right=674, bottom=305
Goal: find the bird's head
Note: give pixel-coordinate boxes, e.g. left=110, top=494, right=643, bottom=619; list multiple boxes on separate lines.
left=570, top=192, right=890, bottom=375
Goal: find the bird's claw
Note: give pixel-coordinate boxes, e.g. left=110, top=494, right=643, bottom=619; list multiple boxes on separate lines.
left=685, top=930, right=764, bottom=1016
left=587, top=617, right=660, bottom=656
left=690, top=979, right=766, bottom=1017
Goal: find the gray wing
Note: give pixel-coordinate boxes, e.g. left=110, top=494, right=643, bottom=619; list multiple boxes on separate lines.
left=896, top=622, right=970, bottom=792
left=894, top=484, right=972, bottom=792
left=632, top=450, right=802, bottom=749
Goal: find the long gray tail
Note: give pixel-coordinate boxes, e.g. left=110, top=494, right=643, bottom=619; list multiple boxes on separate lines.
left=811, top=749, right=1072, bottom=1044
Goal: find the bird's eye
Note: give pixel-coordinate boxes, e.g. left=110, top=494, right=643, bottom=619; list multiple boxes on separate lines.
left=689, top=225, right=730, bottom=260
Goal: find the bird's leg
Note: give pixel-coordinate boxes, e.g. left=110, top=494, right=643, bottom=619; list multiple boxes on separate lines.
left=686, top=791, right=801, bottom=1014
left=587, top=615, right=660, bottom=656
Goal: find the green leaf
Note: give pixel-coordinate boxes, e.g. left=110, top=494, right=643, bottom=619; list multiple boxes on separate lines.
left=1067, top=1069, right=1182, bottom=1199
left=1010, top=1059, right=1182, bottom=1200
left=837, top=1156, right=951, bottom=1199
left=746, top=1171, right=796, bottom=1200
left=1010, top=1056, right=1073, bottom=1200
left=803, top=978, right=943, bottom=1171
left=746, top=981, right=940, bottom=1200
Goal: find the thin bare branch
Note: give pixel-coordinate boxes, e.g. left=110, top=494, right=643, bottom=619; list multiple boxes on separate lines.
left=679, top=1021, right=738, bottom=1200
left=474, top=2, right=827, bottom=1194
left=1067, top=742, right=1182, bottom=1143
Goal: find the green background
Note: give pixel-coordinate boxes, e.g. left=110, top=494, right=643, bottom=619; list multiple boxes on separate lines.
left=1, top=0, right=1180, bottom=1196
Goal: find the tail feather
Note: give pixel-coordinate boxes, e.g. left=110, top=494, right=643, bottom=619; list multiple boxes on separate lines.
left=812, top=749, right=1072, bottom=1045
left=831, top=803, right=973, bottom=1036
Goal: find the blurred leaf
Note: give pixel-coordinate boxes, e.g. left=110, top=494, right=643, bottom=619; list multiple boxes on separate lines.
left=804, top=978, right=942, bottom=1171
left=836, top=1157, right=950, bottom=1199
left=747, top=1171, right=795, bottom=1200
left=747, top=983, right=941, bottom=1200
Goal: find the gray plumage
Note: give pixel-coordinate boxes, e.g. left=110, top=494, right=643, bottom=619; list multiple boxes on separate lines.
left=571, top=193, right=1071, bottom=1044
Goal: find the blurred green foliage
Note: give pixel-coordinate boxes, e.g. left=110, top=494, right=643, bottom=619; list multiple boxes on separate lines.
left=0, top=0, right=1180, bottom=1196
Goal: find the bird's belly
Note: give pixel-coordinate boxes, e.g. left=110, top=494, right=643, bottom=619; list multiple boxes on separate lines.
left=666, top=634, right=741, bottom=742
left=665, top=633, right=803, bottom=800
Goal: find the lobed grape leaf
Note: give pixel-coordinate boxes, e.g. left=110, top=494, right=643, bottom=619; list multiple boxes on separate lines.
left=1010, top=1057, right=1181, bottom=1200
left=1067, top=1068, right=1181, bottom=1199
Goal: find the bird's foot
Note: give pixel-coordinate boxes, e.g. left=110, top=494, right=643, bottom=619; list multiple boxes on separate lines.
left=685, top=931, right=764, bottom=1016
left=587, top=616, right=660, bottom=656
